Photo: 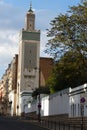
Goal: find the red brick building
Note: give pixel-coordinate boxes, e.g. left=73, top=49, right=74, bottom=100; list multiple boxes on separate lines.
left=40, top=57, right=53, bottom=87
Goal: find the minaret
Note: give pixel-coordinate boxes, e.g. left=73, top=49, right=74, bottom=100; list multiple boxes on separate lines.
left=17, top=4, right=40, bottom=115
left=25, top=3, right=35, bottom=31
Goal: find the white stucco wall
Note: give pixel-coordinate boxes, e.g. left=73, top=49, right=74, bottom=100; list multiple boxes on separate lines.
left=28, top=100, right=37, bottom=113
left=19, top=84, right=87, bottom=117
left=28, top=88, right=69, bottom=117
left=41, top=95, right=49, bottom=116
left=49, top=90, right=69, bottom=116
left=20, top=91, right=32, bottom=114
left=41, top=89, right=69, bottom=116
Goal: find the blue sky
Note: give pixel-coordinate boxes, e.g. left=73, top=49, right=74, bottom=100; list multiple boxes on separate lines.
left=0, top=0, right=81, bottom=79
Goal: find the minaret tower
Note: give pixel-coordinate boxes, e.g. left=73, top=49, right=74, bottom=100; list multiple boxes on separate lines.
left=17, top=4, right=40, bottom=115
left=25, top=3, right=35, bottom=31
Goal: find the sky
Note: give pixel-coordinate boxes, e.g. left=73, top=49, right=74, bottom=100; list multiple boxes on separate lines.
left=0, top=0, right=81, bottom=79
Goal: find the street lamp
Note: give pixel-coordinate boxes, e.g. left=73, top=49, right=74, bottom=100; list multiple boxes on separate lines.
left=81, top=104, right=84, bottom=130
left=80, top=97, right=85, bottom=130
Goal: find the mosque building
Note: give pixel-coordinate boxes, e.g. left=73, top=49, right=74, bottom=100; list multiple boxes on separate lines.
left=0, top=4, right=53, bottom=116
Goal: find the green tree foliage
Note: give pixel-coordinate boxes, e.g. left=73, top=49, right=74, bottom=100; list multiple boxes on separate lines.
left=32, top=87, right=50, bottom=97
left=45, top=1, right=87, bottom=92
left=46, top=51, right=87, bottom=92
left=45, top=1, right=87, bottom=64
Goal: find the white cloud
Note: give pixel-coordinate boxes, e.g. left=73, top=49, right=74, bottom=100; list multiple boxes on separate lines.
left=0, top=30, right=19, bottom=78
left=0, top=1, right=22, bottom=78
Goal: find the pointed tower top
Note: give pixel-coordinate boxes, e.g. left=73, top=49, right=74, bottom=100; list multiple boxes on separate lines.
left=28, top=2, right=33, bottom=13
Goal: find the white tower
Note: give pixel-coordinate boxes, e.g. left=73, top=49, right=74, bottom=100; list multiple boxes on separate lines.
left=17, top=4, right=40, bottom=115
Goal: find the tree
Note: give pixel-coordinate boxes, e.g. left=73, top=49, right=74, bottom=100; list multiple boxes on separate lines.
left=45, top=1, right=87, bottom=67
left=60, top=51, right=87, bottom=88
left=46, top=71, right=58, bottom=93
left=32, top=87, right=50, bottom=98
left=45, top=1, right=87, bottom=92
left=46, top=51, right=87, bottom=92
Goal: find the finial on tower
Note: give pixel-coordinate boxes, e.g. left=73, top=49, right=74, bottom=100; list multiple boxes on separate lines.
left=30, top=2, right=32, bottom=10
left=28, top=2, right=33, bottom=12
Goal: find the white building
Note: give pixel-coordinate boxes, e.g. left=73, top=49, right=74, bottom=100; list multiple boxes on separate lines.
left=69, top=84, right=87, bottom=117
left=27, top=84, right=87, bottom=118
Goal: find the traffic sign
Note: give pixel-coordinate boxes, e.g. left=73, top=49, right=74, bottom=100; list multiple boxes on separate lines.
left=80, top=97, right=86, bottom=103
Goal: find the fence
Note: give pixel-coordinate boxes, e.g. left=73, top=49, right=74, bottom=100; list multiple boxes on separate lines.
left=40, top=119, right=86, bottom=130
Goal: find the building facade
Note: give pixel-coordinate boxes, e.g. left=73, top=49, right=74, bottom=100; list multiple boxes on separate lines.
left=69, top=84, right=87, bottom=117
left=16, top=4, right=40, bottom=115
left=0, top=55, right=18, bottom=116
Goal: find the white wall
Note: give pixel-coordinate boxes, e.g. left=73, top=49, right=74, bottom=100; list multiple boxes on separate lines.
left=20, top=91, right=33, bottom=114
left=41, top=89, right=69, bottom=116
left=28, top=88, right=69, bottom=117
left=21, top=84, right=87, bottom=117
left=28, top=100, right=37, bottom=113
left=15, top=84, right=87, bottom=117
left=41, top=95, right=49, bottom=116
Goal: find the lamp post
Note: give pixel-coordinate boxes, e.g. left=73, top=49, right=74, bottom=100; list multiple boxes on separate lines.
left=81, top=104, right=84, bottom=130
left=80, top=97, right=85, bottom=130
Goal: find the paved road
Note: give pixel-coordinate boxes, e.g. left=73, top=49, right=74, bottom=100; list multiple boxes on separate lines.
left=0, top=116, right=47, bottom=130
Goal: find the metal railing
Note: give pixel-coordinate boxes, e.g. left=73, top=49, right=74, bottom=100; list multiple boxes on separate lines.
left=40, top=119, right=87, bottom=130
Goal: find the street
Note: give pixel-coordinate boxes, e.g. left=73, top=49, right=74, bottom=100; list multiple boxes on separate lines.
left=0, top=117, right=47, bottom=130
